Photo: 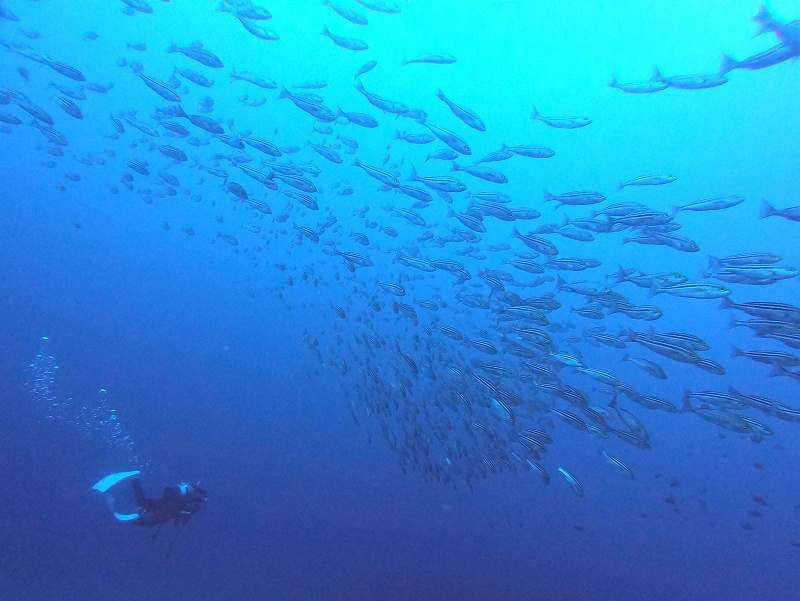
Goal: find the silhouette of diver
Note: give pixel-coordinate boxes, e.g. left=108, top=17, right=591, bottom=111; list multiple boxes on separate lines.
left=93, top=470, right=207, bottom=537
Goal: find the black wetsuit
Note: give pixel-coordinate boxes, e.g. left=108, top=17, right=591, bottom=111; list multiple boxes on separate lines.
left=131, top=478, right=207, bottom=526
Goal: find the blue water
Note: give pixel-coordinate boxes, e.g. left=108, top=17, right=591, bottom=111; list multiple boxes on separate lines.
left=1, top=1, right=799, bottom=599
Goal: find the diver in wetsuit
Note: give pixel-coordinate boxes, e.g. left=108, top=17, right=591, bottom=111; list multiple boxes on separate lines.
left=92, top=470, right=207, bottom=528
left=130, top=477, right=208, bottom=527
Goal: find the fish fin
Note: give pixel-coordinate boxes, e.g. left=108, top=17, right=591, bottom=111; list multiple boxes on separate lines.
left=707, top=255, right=723, bottom=273
left=767, top=364, right=784, bottom=378
left=651, top=66, right=663, bottom=81
left=753, top=21, right=770, bottom=37
left=719, top=52, right=738, bottom=75
left=751, top=3, right=770, bottom=24
left=759, top=198, right=776, bottom=218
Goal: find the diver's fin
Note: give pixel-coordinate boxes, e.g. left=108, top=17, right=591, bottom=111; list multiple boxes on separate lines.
left=92, top=470, right=141, bottom=493
left=113, top=511, right=141, bottom=522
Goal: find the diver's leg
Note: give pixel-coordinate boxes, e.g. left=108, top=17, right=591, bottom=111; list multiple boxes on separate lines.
left=131, top=477, right=160, bottom=512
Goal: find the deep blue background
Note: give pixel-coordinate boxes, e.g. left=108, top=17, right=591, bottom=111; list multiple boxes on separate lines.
left=1, top=1, right=800, bottom=600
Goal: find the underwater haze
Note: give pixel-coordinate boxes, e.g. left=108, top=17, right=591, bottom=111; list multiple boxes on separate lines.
left=1, top=0, right=800, bottom=599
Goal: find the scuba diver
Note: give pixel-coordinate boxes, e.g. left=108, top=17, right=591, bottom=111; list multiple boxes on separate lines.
left=92, top=471, right=207, bottom=542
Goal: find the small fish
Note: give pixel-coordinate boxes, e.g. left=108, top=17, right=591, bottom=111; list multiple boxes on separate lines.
left=321, top=25, right=368, bottom=51
left=402, top=52, right=457, bottom=66
left=557, top=467, right=584, bottom=497
left=168, top=41, right=224, bottom=68
left=617, top=174, right=676, bottom=190
left=323, top=0, right=368, bottom=25
left=436, top=89, right=485, bottom=132
left=608, top=74, right=669, bottom=94
left=601, top=451, right=635, bottom=480
left=671, top=195, right=745, bottom=215
left=355, top=0, right=400, bottom=14
left=530, top=105, right=591, bottom=129
left=354, top=60, right=377, bottom=80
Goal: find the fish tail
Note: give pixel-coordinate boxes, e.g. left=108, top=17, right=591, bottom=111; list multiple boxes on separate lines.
left=768, top=364, right=784, bottom=378
left=719, top=296, right=733, bottom=311
left=530, top=105, right=539, bottom=121
left=608, top=74, right=618, bottom=88
left=436, top=88, right=445, bottom=101
left=555, top=275, right=566, bottom=291
left=216, top=2, right=231, bottom=13
left=167, top=42, right=179, bottom=53
left=651, top=65, right=663, bottom=81
left=730, top=345, right=742, bottom=358
left=450, top=161, right=459, bottom=172
left=277, top=85, right=289, bottom=100
left=669, top=205, right=680, bottom=216
left=543, top=189, right=553, bottom=202
left=707, top=255, right=723, bottom=273
left=321, top=25, right=330, bottom=37
left=394, top=129, right=401, bottom=140
left=751, top=3, right=770, bottom=24
left=408, top=165, right=418, bottom=182
left=719, top=53, right=738, bottom=75
left=753, top=21, right=770, bottom=37
left=759, top=198, right=776, bottom=218
left=616, top=181, right=624, bottom=192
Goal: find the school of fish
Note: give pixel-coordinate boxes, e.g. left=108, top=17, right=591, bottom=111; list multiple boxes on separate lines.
left=2, top=0, right=799, bottom=502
